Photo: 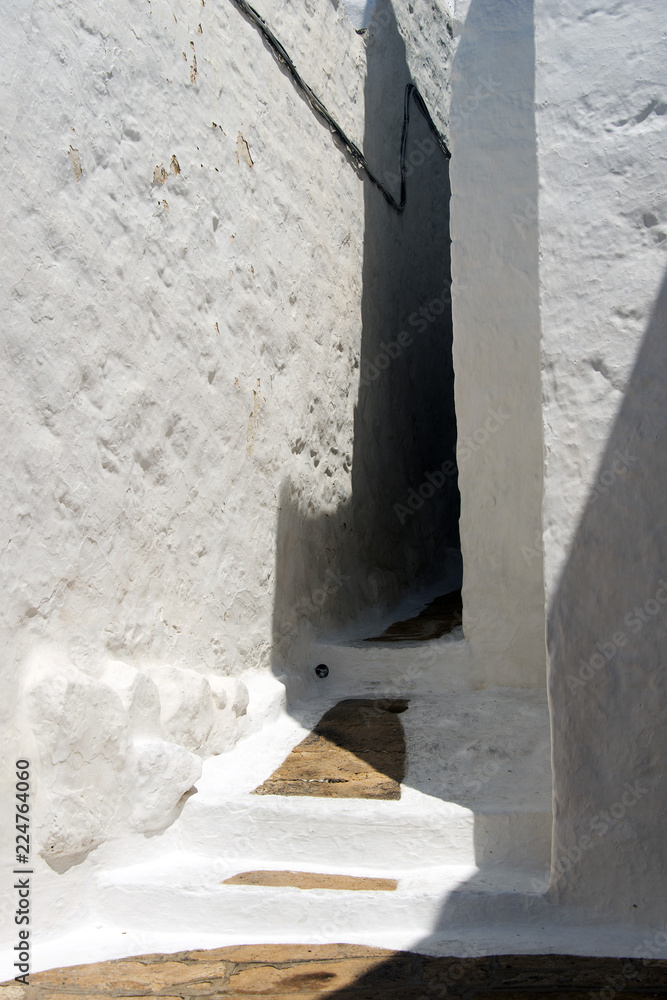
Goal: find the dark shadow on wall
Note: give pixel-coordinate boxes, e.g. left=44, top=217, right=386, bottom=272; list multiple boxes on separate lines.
left=315, top=10, right=667, bottom=984
left=545, top=268, right=667, bottom=924
left=272, top=0, right=459, bottom=688
left=300, top=0, right=559, bottom=984
left=354, top=0, right=459, bottom=593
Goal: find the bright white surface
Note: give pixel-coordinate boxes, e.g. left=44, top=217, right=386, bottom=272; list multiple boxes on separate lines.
left=1, top=688, right=552, bottom=977
left=0, top=0, right=367, bottom=873
left=535, top=0, right=667, bottom=925
left=0, top=0, right=456, bottom=872
left=3, top=688, right=665, bottom=975
left=2, top=0, right=666, bottom=972
left=449, top=0, right=546, bottom=687
left=343, top=0, right=377, bottom=31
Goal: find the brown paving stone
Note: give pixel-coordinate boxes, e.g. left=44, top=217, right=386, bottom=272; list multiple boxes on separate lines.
left=223, top=995, right=337, bottom=1000
left=4, top=947, right=667, bottom=998
left=223, top=871, right=397, bottom=891
left=470, top=994, right=589, bottom=1000
left=491, top=954, right=658, bottom=990
left=20, top=994, right=100, bottom=1000
left=294, top=732, right=405, bottom=755
left=259, top=750, right=402, bottom=781
left=229, top=958, right=389, bottom=994
left=253, top=701, right=407, bottom=799
left=422, top=955, right=488, bottom=986
left=188, top=945, right=387, bottom=963
left=471, top=995, right=661, bottom=1000
left=256, top=777, right=401, bottom=800
left=28, top=958, right=229, bottom=993
left=364, top=590, right=462, bottom=642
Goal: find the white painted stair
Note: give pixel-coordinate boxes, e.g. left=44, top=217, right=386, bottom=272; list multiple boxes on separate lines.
left=92, top=684, right=553, bottom=949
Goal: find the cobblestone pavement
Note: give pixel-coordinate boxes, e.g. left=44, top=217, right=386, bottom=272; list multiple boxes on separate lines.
left=2, top=944, right=666, bottom=998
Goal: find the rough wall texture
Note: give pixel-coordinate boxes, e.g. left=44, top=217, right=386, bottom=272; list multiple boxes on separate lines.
left=450, top=0, right=545, bottom=688
left=0, top=0, right=457, bottom=877
left=273, top=0, right=457, bottom=678
left=535, top=0, right=667, bottom=922
left=0, top=0, right=370, bottom=873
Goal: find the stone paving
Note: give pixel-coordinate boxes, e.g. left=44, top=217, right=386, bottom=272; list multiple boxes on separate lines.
left=2, top=944, right=666, bottom=999
left=253, top=699, right=408, bottom=799
left=222, top=871, right=397, bottom=891
left=364, top=590, right=463, bottom=642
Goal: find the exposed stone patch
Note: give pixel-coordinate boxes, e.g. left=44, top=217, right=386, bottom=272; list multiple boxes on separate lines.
left=253, top=699, right=408, bottom=799
left=236, top=131, right=253, bottom=168
left=3, top=946, right=666, bottom=997
left=223, top=870, right=397, bottom=891
left=67, top=145, right=82, bottom=181
left=364, top=589, right=462, bottom=642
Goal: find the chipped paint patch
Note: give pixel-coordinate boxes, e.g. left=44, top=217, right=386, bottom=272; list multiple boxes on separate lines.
left=223, top=870, right=397, bottom=891
left=236, top=131, right=253, bottom=168
left=245, top=379, right=261, bottom=457
left=68, top=145, right=82, bottom=181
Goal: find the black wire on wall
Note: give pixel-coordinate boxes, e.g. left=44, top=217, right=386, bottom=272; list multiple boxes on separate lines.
left=228, top=0, right=451, bottom=214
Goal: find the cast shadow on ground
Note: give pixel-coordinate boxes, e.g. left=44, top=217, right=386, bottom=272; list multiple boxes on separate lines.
left=324, top=41, right=667, bottom=1000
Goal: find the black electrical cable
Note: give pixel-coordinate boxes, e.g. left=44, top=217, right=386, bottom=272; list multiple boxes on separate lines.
left=227, top=0, right=451, bottom=213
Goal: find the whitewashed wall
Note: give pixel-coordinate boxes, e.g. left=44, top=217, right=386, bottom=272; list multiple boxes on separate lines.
left=0, top=0, right=368, bottom=874
left=535, top=0, right=667, bottom=923
left=0, top=0, right=457, bottom=881
left=450, top=0, right=545, bottom=688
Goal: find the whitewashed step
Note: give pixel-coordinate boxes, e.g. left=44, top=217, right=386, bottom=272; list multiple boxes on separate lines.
left=153, top=688, right=551, bottom=872
left=95, top=853, right=549, bottom=940
left=17, top=687, right=557, bottom=975
left=308, top=635, right=473, bottom=697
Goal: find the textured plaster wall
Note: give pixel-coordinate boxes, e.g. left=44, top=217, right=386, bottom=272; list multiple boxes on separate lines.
left=272, top=0, right=457, bottom=676
left=0, top=0, right=371, bottom=873
left=450, top=0, right=545, bottom=688
left=0, top=0, right=458, bottom=879
left=535, top=0, right=667, bottom=922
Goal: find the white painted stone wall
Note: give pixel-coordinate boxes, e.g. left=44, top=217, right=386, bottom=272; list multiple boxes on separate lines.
left=535, top=0, right=667, bottom=923
left=1, top=0, right=665, bottom=969
left=0, top=0, right=370, bottom=874
left=450, top=0, right=545, bottom=688
left=343, top=0, right=376, bottom=31
left=0, top=0, right=458, bottom=882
